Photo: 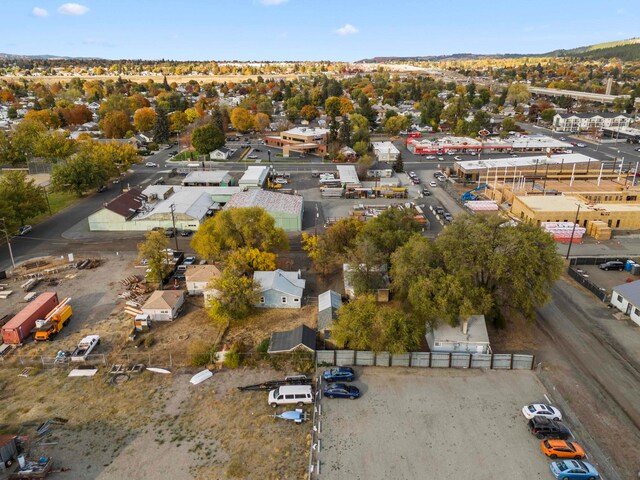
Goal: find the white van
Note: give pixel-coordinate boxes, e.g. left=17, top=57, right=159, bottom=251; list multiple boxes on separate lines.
left=268, top=385, right=313, bottom=408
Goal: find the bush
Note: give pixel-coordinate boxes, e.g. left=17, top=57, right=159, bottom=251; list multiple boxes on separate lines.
left=188, top=340, right=217, bottom=367
left=143, top=336, right=155, bottom=348
left=257, top=338, right=270, bottom=359
left=223, top=344, right=242, bottom=369
left=147, top=142, right=159, bottom=151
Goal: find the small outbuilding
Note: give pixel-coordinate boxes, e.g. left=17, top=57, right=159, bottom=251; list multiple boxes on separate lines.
left=425, top=315, right=491, bottom=354
left=182, top=170, right=233, bottom=187
left=611, top=280, right=640, bottom=326
left=254, top=269, right=306, bottom=308
left=318, top=290, right=342, bottom=339
left=268, top=324, right=316, bottom=353
left=141, top=290, right=185, bottom=321
left=210, top=147, right=233, bottom=160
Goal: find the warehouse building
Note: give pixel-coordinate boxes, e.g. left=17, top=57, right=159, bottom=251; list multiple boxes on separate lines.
left=238, top=165, right=269, bottom=189
left=182, top=170, right=233, bottom=187
left=224, top=189, right=304, bottom=231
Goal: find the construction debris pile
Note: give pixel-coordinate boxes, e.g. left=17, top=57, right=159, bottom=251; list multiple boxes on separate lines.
left=119, top=275, right=150, bottom=316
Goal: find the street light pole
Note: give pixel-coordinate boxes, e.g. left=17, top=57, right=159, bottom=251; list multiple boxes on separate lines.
left=565, top=204, right=581, bottom=260
left=169, top=203, right=179, bottom=251
left=0, top=218, right=16, bottom=269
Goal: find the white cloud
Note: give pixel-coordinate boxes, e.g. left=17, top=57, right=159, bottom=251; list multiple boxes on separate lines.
left=336, top=24, right=359, bottom=36
left=58, top=3, right=90, bottom=15
left=32, top=7, right=49, bottom=17
left=259, top=0, right=288, bottom=5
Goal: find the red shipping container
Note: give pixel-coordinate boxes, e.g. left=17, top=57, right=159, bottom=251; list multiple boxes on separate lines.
left=2, top=292, right=58, bottom=344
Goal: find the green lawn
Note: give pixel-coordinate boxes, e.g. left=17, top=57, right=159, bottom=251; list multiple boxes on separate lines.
left=27, top=190, right=80, bottom=224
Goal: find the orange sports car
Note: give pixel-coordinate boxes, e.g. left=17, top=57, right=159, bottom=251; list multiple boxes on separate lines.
left=541, top=439, right=586, bottom=460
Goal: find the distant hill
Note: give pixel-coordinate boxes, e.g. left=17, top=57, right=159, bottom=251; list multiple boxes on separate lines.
left=358, top=38, right=640, bottom=63
left=0, top=53, right=102, bottom=60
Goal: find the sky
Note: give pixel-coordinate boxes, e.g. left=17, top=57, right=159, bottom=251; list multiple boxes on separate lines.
left=1, top=0, right=639, bottom=61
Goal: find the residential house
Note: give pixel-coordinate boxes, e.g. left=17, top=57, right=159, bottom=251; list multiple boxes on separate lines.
left=611, top=280, right=640, bottom=326
left=185, top=264, right=221, bottom=296
left=254, top=269, right=306, bottom=309
left=268, top=324, right=316, bottom=353
left=141, top=290, right=185, bottom=321
left=425, top=315, right=491, bottom=354
left=210, top=147, right=234, bottom=160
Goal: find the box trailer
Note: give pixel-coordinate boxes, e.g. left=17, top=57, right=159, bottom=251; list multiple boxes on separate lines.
left=1, top=292, right=59, bottom=344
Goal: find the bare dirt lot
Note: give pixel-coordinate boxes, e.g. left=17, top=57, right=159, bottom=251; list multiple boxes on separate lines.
left=320, top=368, right=558, bottom=480
left=0, top=367, right=309, bottom=480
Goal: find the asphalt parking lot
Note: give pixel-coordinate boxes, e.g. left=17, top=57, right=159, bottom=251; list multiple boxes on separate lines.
left=574, top=263, right=638, bottom=292
left=320, top=368, right=554, bottom=480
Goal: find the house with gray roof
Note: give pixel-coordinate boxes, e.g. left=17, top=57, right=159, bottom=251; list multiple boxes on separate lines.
left=318, top=290, right=342, bottom=339
left=254, top=269, right=305, bottom=309
left=268, top=324, right=316, bottom=353
left=611, top=280, right=640, bottom=326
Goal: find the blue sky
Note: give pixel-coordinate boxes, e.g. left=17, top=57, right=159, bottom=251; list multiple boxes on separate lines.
left=1, top=0, right=639, bottom=61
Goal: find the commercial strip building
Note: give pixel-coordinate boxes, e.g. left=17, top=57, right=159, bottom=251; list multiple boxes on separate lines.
left=407, top=135, right=571, bottom=156
left=601, top=126, right=640, bottom=143
left=552, top=112, right=634, bottom=133
left=87, top=185, right=241, bottom=232
left=223, top=189, right=304, bottom=231
left=453, top=153, right=601, bottom=183
left=182, top=170, right=234, bottom=187
left=264, top=126, right=329, bottom=157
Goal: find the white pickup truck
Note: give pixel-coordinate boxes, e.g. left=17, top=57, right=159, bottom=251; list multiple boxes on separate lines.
left=71, top=335, right=100, bottom=362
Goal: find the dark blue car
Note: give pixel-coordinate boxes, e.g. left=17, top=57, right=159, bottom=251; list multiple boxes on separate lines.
left=323, top=383, right=360, bottom=400
left=322, top=367, right=355, bottom=382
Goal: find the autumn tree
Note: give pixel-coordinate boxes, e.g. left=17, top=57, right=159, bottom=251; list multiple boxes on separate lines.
left=506, top=83, right=531, bottom=106
left=137, top=230, right=170, bottom=289
left=253, top=112, right=270, bottom=132
left=300, top=105, right=319, bottom=122
left=24, top=109, right=60, bottom=129
left=99, top=111, right=132, bottom=138
left=0, top=171, right=48, bottom=229
left=230, top=107, right=254, bottom=132
left=35, top=131, right=76, bottom=161
left=225, top=247, right=277, bottom=275
left=302, top=217, right=363, bottom=274
left=339, top=96, right=354, bottom=116
left=324, top=96, right=341, bottom=119
left=383, top=115, right=410, bottom=136
left=208, top=269, right=259, bottom=324
left=191, top=124, right=225, bottom=154
left=169, top=111, right=189, bottom=132
left=192, top=207, right=288, bottom=261
left=133, top=107, right=157, bottom=132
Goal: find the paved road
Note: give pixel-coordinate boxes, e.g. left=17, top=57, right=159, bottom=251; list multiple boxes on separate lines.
left=537, top=279, right=640, bottom=478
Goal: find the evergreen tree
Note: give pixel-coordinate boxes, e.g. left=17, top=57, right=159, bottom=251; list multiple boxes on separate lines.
left=163, top=75, right=170, bottom=91
left=153, top=108, right=170, bottom=143
left=339, top=117, right=352, bottom=147
left=329, top=118, right=339, bottom=143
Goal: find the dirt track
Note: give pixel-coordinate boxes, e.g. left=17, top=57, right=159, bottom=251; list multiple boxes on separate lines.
left=536, top=278, right=640, bottom=479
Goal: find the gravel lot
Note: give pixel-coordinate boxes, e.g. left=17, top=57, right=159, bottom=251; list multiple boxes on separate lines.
left=320, top=368, right=554, bottom=480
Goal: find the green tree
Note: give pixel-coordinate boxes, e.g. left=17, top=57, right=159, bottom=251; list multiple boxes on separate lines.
left=332, top=294, right=378, bottom=350
left=353, top=140, right=368, bottom=156
left=35, top=131, right=76, bottom=161
left=361, top=206, right=421, bottom=261
left=540, top=108, right=557, bottom=123
left=383, top=115, right=410, bottom=136
left=346, top=236, right=387, bottom=295
left=506, top=83, right=531, bottom=106
left=153, top=108, right=170, bottom=143
left=285, top=106, right=299, bottom=123
left=191, top=124, right=225, bottom=154
left=502, top=117, right=517, bottom=134
left=137, top=230, right=170, bottom=289
left=339, top=116, right=352, bottom=146
left=350, top=113, right=370, bottom=144
left=389, top=234, right=439, bottom=300
left=191, top=207, right=288, bottom=261
left=209, top=268, right=259, bottom=323
left=325, top=96, right=341, bottom=119
left=0, top=171, right=48, bottom=228
left=51, top=153, right=110, bottom=195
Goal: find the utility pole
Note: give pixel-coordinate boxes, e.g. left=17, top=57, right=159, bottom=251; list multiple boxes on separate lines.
left=0, top=218, right=16, bottom=269
left=169, top=204, right=179, bottom=251
left=42, top=186, right=52, bottom=216
left=565, top=204, right=581, bottom=260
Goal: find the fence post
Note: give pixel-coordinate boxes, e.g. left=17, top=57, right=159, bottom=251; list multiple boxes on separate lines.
left=468, top=354, right=472, bottom=369
left=428, top=353, right=432, bottom=368
left=490, top=353, right=494, bottom=369
left=530, top=355, right=535, bottom=370
left=448, top=353, right=452, bottom=368
left=408, top=352, right=412, bottom=367
left=510, top=354, right=514, bottom=370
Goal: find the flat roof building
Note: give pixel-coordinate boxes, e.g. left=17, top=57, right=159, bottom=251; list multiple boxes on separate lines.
left=238, top=165, right=269, bottom=188
left=182, top=170, right=233, bottom=187
left=264, top=126, right=329, bottom=158
left=336, top=164, right=360, bottom=186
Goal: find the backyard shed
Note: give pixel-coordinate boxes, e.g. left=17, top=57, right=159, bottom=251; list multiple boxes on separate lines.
left=318, top=290, right=342, bottom=339
left=425, top=315, right=491, bottom=354
left=268, top=324, right=316, bottom=353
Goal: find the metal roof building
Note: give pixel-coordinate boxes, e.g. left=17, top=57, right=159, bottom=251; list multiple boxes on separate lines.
left=239, top=166, right=269, bottom=188
left=224, top=189, right=304, bottom=231
left=268, top=324, right=316, bottom=353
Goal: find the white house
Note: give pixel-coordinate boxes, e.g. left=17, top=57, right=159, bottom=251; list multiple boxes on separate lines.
left=425, top=315, right=491, bottom=354
left=553, top=112, right=633, bottom=133
left=254, top=269, right=306, bottom=309
left=210, top=147, right=234, bottom=160
left=185, top=264, right=221, bottom=296
left=611, top=280, right=640, bottom=326
left=141, top=290, right=185, bottom=321
left=372, top=141, right=400, bottom=162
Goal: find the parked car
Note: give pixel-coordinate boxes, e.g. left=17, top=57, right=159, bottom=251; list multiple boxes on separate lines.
left=97, top=185, right=108, bottom=193
left=559, top=137, right=567, bottom=141
left=412, top=178, right=421, bottom=184
left=435, top=207, right=445, bottom=216
left=164, top=227, right=177, bottom=238
left=598, top=260, right=624, bottom=271
left=527, top=416, right=571, bottom=440
left=422, top=187, right=431, bottom=196
left=247, top=154, right=258, bottom=159
left=180, top=230, right=193, bottom=237
left=408, top=171, right=417, bottom=178
left=425, top=155, right=436, bottom=160
left=429, top=181, right=437, bottom=187
left=322, top=366, right=355, bottom=382
left=145, top=161, right=158, bottom=167
left=576, top=143, right=586, bottom=148
left=541, top=439, right=585, bottom=460
left=454, top=156, right=462, bottom=161
left=18, top=225, right=32, bottom=236
left=522, top=403, right=562, bottom=421
left=550, top=460, right=599, bottom=479
left=170, top=150, right=178, bottom=155
left=183, top=256, right=196, bottom=266
left=323, top=383, right=360, bottom=400
left=443, top=213, right=453, bottom=222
